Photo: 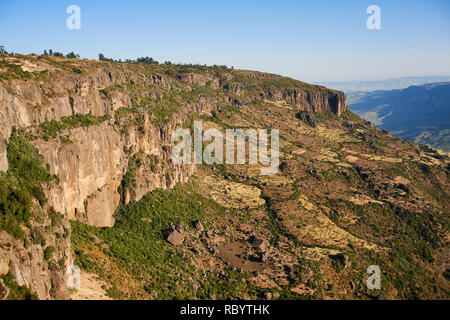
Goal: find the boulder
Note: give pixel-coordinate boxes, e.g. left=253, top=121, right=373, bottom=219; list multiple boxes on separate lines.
left=164, top=225, right=185, bottom=246
left=328, top=253, right=351, bottom=269
left=295, top=111, right=316, bottom=128
left=248, top=235, right=269, bottom=253
left=193, top=220, right=204, bottom=232
left=249, top=252, right=265, bottom=262
left=166, top=230, right=185, bottom=246
left=393, top=176, right=410, bottom=193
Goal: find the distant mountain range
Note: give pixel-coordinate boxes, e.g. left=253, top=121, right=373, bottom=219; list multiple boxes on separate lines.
left=348, top=82, right=450, bottom=151
left=318, top=76, right=450, bottom=92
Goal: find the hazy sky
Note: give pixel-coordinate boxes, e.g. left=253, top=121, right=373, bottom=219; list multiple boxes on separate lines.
left=1, top=0, right=449, bottom=82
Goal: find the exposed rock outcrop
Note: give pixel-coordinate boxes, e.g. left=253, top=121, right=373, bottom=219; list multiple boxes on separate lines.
left=295, top=111, right=317, bottom=128
left=0, top=139, right=7, bottom=172
left=0, top=252, right=8, bottom=276
left=164, top=225, right=186, bottom=246
left=0, top=214, right=72, bottom=300
left=263, top=87, right=347, bottom=116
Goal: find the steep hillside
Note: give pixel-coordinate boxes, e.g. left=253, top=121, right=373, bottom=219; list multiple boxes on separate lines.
left=348, top=82, right=450, bottom=151
left=0, top=54, right=448, bottom=300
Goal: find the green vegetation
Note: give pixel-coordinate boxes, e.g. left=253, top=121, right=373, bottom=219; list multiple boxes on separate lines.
left=71, top=183, right=255, bottom=299
left=0, top=53, right=448, bottom=300
left=1, top=271, right=38, bottom=300
left=97, top=53, right=232, bottom=76
left=117, top=154, right=139, bottom=201
left=65, top=52, right=80, bottom=59
left=38, top=114, right=110, bottom=140
left=0, top=174, right=30, bottom=239
left=0, top=130, right=53, bottom=238
left=39, top=120, right=65, bottom=139
left=43, top=49, right=65, bottom=57
left=230, top=73, right=318, bottom=94
left=63, top=113, right=110, bottom=127
left=341, top=109, right=361, bottom=121
left=313, top=110, right=341, bottom=122
left=107, top=80, right=223, bottom=126
left=44, top=246, right=55, bottom=261
left=0, top=60, right=33, bottom=81
left=114, top=107, right=137, bottom=118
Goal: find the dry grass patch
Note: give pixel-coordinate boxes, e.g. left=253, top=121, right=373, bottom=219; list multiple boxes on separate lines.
left=75, top=242, right=147, bottom=299
left=275, top=199, right=377, bottom=250
left=201, top=175, right=265, bottom=209
left=345, top=155, right=360, bottom=163
left=300, top=247, right=341, bottom=261
left=360, top=154, right=403, bottom=163
left=349, top=194, right=384, bottom=206
left=315, top=148, right=353, bottom=168
left=316, top=125, right=356, bottom=143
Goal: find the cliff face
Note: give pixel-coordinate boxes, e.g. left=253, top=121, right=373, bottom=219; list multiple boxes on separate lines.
left=263, top=87, right=347, bottom=116
left=0, top=213, right=73, bottom=300
left=0, top=55, right=347, bottom=228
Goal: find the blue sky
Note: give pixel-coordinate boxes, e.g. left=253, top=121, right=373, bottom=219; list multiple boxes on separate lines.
left=1, top=0, right=449, bottom=82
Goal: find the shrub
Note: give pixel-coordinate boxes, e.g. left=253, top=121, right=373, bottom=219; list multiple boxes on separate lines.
left=39, top=120, right=65, bottom=139
left=44, top=246, right=55, bottom=261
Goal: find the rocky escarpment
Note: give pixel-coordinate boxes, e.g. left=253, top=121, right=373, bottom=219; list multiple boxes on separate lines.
left=1, top=54, right=448, bottom=301
left=0, top=54, right=349, bottom=300
left=0, top=212, right=72, bottom=300
left=262, top=87, right=346, bottom=116
left=0, top=130, right=73, bottom=300
left=0, top=55, right=347, bottom=228
left=214, top=71, right=347, bottom=116
left=0, top=61, right=192, bottom=227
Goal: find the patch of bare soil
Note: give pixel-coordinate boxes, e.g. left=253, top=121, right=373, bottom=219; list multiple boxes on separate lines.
left=216, top=241, right=266, bottom=272
left=70, top=271, right=111, bottom=300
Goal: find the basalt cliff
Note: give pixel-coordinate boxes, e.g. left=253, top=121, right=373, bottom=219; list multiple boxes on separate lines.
left=0, top=54, right=448, bottom=300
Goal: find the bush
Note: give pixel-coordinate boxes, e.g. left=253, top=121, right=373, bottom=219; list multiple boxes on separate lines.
left=44, top=246, right=55, bottom=261
left=37, top=114, right=111, bottom=140
left=39, top=120, right=65, bottom=139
